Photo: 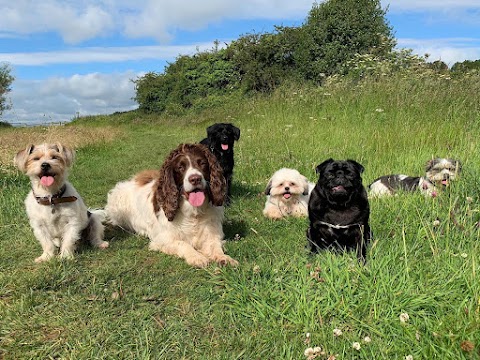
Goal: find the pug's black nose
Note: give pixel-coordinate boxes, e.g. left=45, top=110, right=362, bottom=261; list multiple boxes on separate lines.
left=41, top=162, right=50, bottom=170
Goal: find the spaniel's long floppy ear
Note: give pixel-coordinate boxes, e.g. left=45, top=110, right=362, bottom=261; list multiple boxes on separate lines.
left=13, top=144, right=34, bottom=173
left=155, top=149, right=181, bottom=221
left=201, top=145, right=226, bottom=206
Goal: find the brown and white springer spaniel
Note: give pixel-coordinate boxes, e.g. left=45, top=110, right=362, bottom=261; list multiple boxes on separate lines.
left=105, top=143, right=238, bottom=268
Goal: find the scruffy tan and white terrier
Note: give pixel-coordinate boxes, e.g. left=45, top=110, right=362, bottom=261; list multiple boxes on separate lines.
left=263, top=168, right=315, bottom=219
left=14, top=143, right=109, bottom=262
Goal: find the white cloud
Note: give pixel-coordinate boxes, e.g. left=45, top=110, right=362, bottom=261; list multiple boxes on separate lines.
left=1, top=43, right=219, bottom=66
left=0, top=0, right=313, bottom=44
left=1, top=1, right=114, bottom=44
left=398, top=37, right=480, bottom=66
left=384, top=0, right=480, bottom=11
left=3, top=71, right=141, bottom=125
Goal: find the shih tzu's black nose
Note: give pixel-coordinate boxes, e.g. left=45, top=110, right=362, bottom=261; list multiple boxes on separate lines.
left=41, top=162, right=51, bottom=170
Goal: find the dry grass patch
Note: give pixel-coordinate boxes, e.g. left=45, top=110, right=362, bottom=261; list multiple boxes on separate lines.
left=0, top=125, right=123, bottom=167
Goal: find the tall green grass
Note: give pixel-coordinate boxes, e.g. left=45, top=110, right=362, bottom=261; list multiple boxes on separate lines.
left=1, top=73, right=479, bottom=359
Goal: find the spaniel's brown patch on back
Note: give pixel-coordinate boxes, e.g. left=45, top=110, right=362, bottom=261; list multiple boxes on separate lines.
left=135, top=170, right=160, bottom=186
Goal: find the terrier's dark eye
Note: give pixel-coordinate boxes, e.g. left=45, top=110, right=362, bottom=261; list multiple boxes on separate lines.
left=33, top=157, right=40, bottom=161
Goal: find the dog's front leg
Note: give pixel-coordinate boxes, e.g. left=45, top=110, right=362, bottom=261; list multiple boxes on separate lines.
left=32, top=225, right=56, bottom=263
left=198, top=228, right=238, bottom=267
left=59, top=226, right=82, bottom=259
left=149, top=231, right=211, bottom=268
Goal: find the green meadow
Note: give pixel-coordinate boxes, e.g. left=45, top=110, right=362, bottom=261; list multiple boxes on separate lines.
left=1, top=72, right=479, bottom=359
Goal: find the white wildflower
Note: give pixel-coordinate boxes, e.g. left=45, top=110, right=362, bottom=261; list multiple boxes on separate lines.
left=400, top=312, right=410, bottom=324
left=304, top=347, right=314, bottom=357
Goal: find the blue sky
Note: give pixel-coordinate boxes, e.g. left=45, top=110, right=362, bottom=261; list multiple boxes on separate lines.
left=1, top=0, right=479, bottom=125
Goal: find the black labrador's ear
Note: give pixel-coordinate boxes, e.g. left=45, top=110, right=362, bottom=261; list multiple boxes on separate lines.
left=347, top=159, right=364, bottom=174
left=206, top=124, right=218, bottom=137
left=231, top=125, right=240, bottom=141
left=264, top=180, right=272, bottom=195
left=315, top=158, right=334, bottom=175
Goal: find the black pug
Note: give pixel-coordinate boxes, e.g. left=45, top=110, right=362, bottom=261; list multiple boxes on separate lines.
left=200, top=123, right=240, bottom=205
left=307, top=159, right=372, bottom=263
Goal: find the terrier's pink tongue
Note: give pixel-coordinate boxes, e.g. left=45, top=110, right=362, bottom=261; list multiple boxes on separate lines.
left=40, top=176, right=55, bottom=187
left=283, top=193, right=291, bottom=199
left=188, top=191, right=205, bottom=207
left=221, top=144, right=228, bottom=150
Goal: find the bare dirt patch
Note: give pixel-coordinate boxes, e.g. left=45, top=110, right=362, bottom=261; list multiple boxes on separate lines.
left=0, top=125, right=122, bottom=167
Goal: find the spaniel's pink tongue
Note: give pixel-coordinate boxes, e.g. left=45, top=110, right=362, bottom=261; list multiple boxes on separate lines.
left=188, top=191, right=206, bottom=207
left=40, top=176, right=55, bottom=187
left=221, top=144, right=228, bottom=150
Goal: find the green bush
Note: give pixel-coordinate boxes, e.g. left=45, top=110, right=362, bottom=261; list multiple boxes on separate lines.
left=134, top=0, right=396, bottom=114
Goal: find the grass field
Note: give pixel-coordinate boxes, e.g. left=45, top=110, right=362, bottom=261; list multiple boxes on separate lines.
left=1, top=72, right=480, bottom=359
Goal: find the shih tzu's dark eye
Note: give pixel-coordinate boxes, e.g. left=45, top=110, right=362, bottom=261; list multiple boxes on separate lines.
left=33, top=157, right=40, bottom=161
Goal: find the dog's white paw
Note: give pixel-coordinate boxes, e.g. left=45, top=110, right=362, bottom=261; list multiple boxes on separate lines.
left=213, top=254, right=239, bottom=267
left=97, top=241, right=109, bottom=249
left=34, top=253, right=54, bottom=263
left=186, top=254, right=210, bottom=268
left=59, top=250, right=75, bottom=260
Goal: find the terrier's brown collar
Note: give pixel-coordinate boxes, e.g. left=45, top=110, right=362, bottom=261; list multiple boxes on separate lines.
left=34, top=185, right=78, bottom=206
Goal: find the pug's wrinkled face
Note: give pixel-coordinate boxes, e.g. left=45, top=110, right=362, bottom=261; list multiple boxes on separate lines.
left=315, top=159, right=364, bottom=201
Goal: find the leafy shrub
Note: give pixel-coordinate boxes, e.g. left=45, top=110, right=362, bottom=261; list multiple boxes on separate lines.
left=134, top=0, right=397, bottom=113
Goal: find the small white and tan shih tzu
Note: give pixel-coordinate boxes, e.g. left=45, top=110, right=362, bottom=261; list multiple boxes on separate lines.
left=14, top=143, right=109, bottom=262
left=263, top=168, right=315, bottom=219
left=369, top=158, right=462, bottom=197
